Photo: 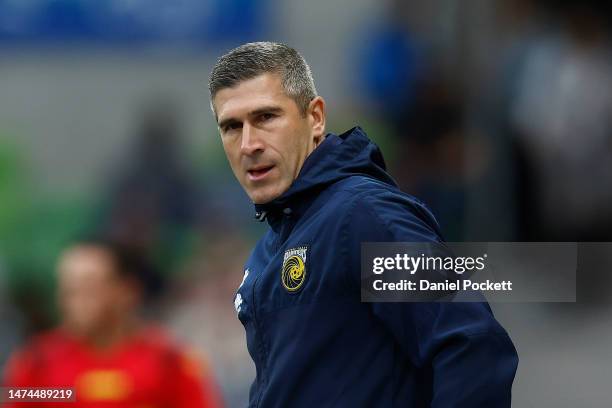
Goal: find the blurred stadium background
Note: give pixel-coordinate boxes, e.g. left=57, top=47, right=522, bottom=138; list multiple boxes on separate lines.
left=1, top=0, right=611, bottom=406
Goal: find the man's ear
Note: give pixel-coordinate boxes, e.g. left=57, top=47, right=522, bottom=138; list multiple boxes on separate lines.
left=308, top=96, right=326, bottom=146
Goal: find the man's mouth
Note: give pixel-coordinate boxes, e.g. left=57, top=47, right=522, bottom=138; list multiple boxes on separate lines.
left=247, top=165, right=274, bottom=181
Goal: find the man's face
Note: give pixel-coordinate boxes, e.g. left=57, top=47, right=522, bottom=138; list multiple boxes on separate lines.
left=57, top=246, right=137, bottom=337
left=213, top=73, right=325, bottom=204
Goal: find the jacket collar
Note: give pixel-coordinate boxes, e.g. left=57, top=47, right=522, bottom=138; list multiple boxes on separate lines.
left=253, top=126, right=395, bottom=225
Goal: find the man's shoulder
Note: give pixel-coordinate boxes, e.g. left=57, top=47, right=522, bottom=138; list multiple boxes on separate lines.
left=324, top=176, right=428, bottom=216
left=322, top=176, right=443, bottom=241
left=329, top=174, right=394, bottom=196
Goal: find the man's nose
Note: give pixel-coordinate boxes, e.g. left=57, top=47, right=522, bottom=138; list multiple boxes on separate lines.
left=240, top=122, right=264, bottom=156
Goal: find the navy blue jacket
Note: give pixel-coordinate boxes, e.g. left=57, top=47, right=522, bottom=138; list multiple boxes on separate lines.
left=234, top=127, right=518, bottom=407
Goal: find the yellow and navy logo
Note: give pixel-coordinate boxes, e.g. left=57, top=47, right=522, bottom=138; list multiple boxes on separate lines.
left=281, top=246, right=308, bottom=292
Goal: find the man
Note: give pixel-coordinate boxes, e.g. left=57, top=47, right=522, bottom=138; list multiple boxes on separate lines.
left=209, top=42, right=518, bottom=407
left=3, top=238, right=224, bottom=408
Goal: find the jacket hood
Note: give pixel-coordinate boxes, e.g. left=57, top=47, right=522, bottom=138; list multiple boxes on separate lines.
left=254, top=126, right=396, bottom=220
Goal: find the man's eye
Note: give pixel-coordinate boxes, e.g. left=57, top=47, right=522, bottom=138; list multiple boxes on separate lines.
left=260, top=113, right=275, bottom=122
left=225, top=123, right=242, bottom=132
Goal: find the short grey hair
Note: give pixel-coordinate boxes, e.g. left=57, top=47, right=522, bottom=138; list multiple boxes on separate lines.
left=208, top=42, right=318, bottom=116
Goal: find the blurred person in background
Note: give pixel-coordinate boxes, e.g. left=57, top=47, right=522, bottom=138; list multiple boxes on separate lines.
left=508, top=0, right=612, bottom=241
left=2, top=237, right=224, bottom=408
left=502, top=0, right=612, bottom=307
left=208, top=41, right=517, bottom=407
left=390, top=80, right=470, bottom=241
left=97, top=98, right=203, bottom=276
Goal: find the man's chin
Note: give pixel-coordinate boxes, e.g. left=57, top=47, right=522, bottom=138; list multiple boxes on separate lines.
left=249, top=187, right=284, bottom=205
left=251, top=195, right=279, bottom=205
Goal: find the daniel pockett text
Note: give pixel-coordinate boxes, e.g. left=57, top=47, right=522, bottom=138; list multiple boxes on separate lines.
left=361, top=243, right=578, bottom=302
left=371, top=253, right=512, bottom=293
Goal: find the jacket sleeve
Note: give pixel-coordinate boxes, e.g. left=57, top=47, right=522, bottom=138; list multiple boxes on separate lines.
left=343, top=190, right=519, bottom=407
